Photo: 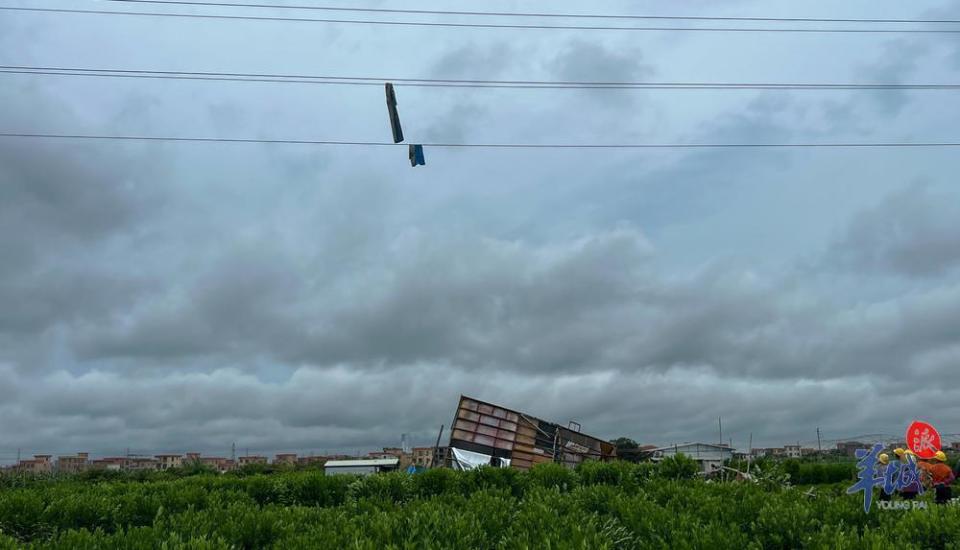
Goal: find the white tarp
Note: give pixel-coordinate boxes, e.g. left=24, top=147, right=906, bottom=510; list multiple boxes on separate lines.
left=451, top=447, right=510, bottom=470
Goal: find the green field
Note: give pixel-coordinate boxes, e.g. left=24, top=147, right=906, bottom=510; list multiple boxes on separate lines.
left=0, top=459, right=957, bottom=549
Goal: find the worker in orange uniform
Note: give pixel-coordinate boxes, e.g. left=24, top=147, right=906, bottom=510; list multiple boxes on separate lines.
left=918, top=451, right=956, bottom=504
left=895, top=449, right=922, bottom=500
left=877, top=453, right=893, bottom=502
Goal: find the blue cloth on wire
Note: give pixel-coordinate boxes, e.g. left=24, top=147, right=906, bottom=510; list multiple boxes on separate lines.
left=409, top=144, right=426, bottom=167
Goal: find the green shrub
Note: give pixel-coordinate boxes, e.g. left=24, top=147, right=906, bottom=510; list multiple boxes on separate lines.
left=527, top=462, right=577, bottom=491
left=659, top=454, right=699, bottom=480
left=0, top=463, right=956, bottom=547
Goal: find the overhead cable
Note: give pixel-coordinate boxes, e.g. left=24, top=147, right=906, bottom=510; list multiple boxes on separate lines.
left=102, top=0, right=960, bottom=26
left=3, top=6, right=960, bottom=33
left=3, top=132, right=960, bottom=149
left=4, top=65, right=960, bottom=90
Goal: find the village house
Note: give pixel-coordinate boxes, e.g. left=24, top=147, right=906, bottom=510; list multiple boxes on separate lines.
left=200, top=457, right=235, bottom=473
left=237, top=456, right=267, bottom=467
left=56, top=453, right=89, bottom=473
left=412, top=447, right=434, bottom=468
left=155, top=454, right=183, bottom=470
left=274, top=453, right=298, bottom=466
left=16, top=455, right=53, bottom=474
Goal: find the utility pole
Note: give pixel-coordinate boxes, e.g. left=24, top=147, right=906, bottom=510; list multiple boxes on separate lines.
left=16, top=448, right=20, bottom=464
left=231, top=442, right=236, bottom=463
left=718, top=416, right=723, bottom=447
left=817, top=427, right=822, bottom=459
left=430, top=424, right=445, bottom=469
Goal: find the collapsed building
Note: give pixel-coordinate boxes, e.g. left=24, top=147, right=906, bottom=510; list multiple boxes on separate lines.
left=447, top=395, right=616, bottom=471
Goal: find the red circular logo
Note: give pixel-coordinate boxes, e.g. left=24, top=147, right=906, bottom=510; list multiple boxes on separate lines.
left=906, top=421, right=941, bottom=459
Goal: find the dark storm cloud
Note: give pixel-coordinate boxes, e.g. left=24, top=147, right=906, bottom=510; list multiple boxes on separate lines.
left=2, top=0, right=960, bottom=457
left=0, top=88, right=165, bottom=339
left=430, top=42, right=516, bottom=79
left=548, top=39, right=651, bottom=83
left=829, top=184, right=960, bottom=278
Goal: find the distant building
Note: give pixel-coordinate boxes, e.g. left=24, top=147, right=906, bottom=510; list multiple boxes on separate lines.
left=91, top=458, right=124, bottom=471
left=274, top=453, right=298, bottom=466
left=651, top=443, right=735, bottom=475
left=951, top=441, right=960, bottom=451
left=16, top=455, right=53, bottom=474
left=801, top=448, right=818, bottom=457
left=411, top=447, right=434, bottom=468
left=156, top=454, right=183, bottom=470
left=185, top=452, right=202, bottom=463
left=837, top=441, right=866, bottom=458
left=57, top=453, right=89, bottom=473
left=433, top=446, right=450, bottom=468
left=324, top=457, right=400, bottom=476
left=238, top=456, right=267, bottom=467
left=124, top=457, right=159, bottom=471
left=370, top=448, right=412, bottom=469
left=297, top=456, right=328, bottom=467
left=783, top=445, right=802, bottom=459
left=200, top=457, right=234, bottom=473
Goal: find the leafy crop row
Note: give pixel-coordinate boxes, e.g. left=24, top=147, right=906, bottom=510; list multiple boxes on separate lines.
left=0, top=461, right=957, bottom=549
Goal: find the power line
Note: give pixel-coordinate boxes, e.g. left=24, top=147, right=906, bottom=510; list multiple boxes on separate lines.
left=3, top=132, right=960, bottom=149
left=101, top=1, right=960, bottom=26
left=4, top=65, right=960, bottom=90
left=3, top=6, right=960, bottom=33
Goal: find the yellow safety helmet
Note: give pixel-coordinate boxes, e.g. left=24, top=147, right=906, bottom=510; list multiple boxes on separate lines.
left=933, top=451, right=947, bottom=462
left=878, top=453, right=890, bottom=465
left=894, top=448, right=905, bottom=457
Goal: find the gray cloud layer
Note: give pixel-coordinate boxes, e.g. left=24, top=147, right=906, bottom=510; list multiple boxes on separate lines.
left=2, top=0, right=960, bottom=459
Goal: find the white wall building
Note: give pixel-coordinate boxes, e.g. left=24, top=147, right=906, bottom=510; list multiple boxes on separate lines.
left=651, top=443, right=735, bottom=475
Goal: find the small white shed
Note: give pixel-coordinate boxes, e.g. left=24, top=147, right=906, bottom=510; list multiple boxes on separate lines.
left=323, top=457, right=400, bottom=476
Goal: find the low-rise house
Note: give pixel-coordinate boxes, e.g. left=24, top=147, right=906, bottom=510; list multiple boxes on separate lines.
left=16, top=455, right=53, bottom=474
left=114, top=456, right=159, bottom=472
left=297, top=456, right=328, bottom=467
left=274, top=453, right=298, bottom=466
left=91, top=458, right=124, bottom=471
left=411, top=447, right=434, bottom=468
left=156, top=454, right=183, bottom=470
left=200, top=457, right=234, bottom=473
left=651, top=443, right=735, bottom=475
left=837, top=441, right=866, bottom=458
left=784, top=445, right=802, bottom=459
left=124, top=457, right=159, bottom=471
left=57, top=453, right=89, bottom=473
left=324, top=457, right=400, bottom=476
left=238, top=456, right=267, bottom=467
left=370, top=448, right=412, bottom=469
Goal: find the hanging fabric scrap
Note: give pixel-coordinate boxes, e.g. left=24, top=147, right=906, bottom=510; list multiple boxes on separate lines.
left=385, top=82, right=404, bottom=144
left=409, top=144, right=426, bottom=167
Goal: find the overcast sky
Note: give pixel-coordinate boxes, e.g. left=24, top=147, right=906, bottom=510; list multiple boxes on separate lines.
left=2, top=0, right=960, bottom=461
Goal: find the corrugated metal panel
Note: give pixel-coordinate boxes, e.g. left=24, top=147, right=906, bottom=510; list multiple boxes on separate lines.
left=448, top=395, right=616, bottom=471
